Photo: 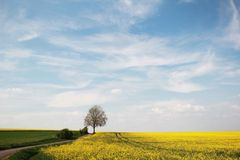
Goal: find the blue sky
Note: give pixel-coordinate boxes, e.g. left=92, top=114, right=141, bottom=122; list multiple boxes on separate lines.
left=0, top=0, right=240, bottom=131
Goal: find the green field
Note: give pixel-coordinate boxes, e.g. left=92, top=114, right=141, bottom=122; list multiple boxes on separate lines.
left=0, top=129, right=79, bottom=150
left=32, top=132, right=240, bottom=160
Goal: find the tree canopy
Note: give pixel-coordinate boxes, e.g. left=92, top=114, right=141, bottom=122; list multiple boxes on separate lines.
left=84, top=105, right=107, bottom=134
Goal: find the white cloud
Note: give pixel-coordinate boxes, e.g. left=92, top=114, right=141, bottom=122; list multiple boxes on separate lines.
left=119, top=100, right=206, bottom=116
left=0, top=86, right=53, bottom=111
left=0, top=0, right=162, bottom=45
left=0, top=8, right=92, bottom=48
left=6, top=88, right=23, bottom=92
left=46, top=33, right=218, bottom=93
left=165, top=54, right=216, bottom=93
left=18, top=32, right=39, bottom=42
left=151, top=100, right=206, bottom=114
left=231, top=105, right=240, bottom=111
left=111, top=88, right=122, bottom=94
left=0, top=88, right=23, bottom=99
left=34, top=54, right=83, bottom=67
left=48, top=33, right=167, bottom=56
left=85, top=0, right=161, bottom=29
left=179, top=0, right=195, bottom=3
left=117, top=0, right=161, bottom=19
left=0, top=111, right=85, bottom=129
left=0, top=60, right=16, bottom=71
left=1, top=49, right=32, bottom=58
left=224, top=0, right=240, bottom=49
left=145, top=52, right=216, bottom=93
left=48, top=91, right=109, bottom=108
left=47, top=33, right=201, bottom=69
left=167, top=80, right=204, bottom=93
left=100, top=100, right=207, bottom=131
left=22, top=82, right=92, bottom=90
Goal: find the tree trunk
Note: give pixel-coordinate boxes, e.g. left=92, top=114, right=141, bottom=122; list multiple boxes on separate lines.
left=93, top=126, right=95, bottom=134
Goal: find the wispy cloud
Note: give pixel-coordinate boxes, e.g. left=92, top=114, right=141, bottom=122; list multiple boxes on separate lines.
left=151, top=100, right=206, bottom=113
left=223, top=0, right=240, bottom=49
left=0, top=49, right=32, bottom=58
left=111, top=88, right=122, bottom=94
left=0, top=88, right=23, bottom=99
left=85, top=0, right=161, bottom=30
left=48, top=90, right=110, bottom=108
left=44, top=32, right=218, bottom=93
left=178, top=0, right=195, bottom=3
left=47, top=33, right=200, bottom=67
left=0, top=60, right=16, bottom=71
left=165, top=53, right=216, bottom=93
left=116, top=0, right=161, bottom=19
left=34, top=54, right=83, bottom=67
left=18, top=32, right=39, bottom=42
left=0, top=111, right=85, bottom=129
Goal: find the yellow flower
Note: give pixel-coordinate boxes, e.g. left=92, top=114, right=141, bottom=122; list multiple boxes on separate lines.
left=32, top=132, right=240, bottom=160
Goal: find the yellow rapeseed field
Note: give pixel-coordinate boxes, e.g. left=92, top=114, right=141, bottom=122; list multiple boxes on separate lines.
left=32, top=132, right=240, bottom=160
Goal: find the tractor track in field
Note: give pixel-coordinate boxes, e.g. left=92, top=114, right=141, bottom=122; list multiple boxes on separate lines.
left=115, top=133, right=205, bottom=154
left=115, top=132, right=194, bottom=152
left=0, top=134, right=90, bottom=160
left=115, top=132, right=162, bottom=151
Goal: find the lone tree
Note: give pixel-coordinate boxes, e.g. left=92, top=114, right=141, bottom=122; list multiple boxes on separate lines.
left=84, top=105, right=107, bottom=134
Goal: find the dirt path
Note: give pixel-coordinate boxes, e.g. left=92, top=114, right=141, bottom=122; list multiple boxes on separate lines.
left=0, top=135, right=89, bottom=160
